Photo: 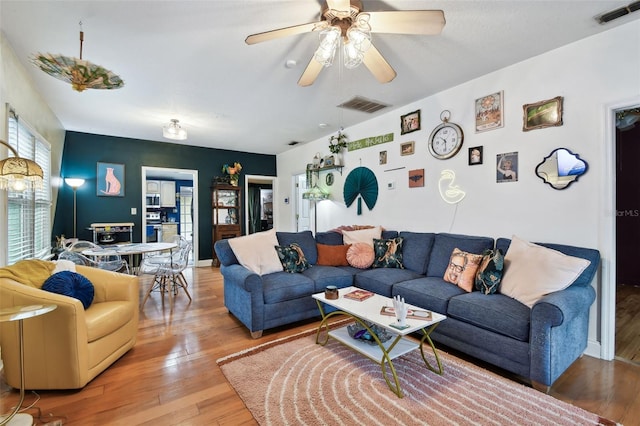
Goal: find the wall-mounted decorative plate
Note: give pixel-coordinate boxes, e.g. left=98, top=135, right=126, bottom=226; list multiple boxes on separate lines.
left=326, top=172, right=334, bottom=186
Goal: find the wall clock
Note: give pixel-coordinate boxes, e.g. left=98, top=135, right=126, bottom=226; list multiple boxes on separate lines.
left=428, top=110, right=464, bottom=160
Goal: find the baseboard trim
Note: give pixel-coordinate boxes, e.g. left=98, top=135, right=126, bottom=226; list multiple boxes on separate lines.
left=585, top=339, right=602, bottom=359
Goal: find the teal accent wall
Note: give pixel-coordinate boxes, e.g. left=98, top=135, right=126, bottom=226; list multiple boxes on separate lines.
left=53, top=131, right=276, bottom=261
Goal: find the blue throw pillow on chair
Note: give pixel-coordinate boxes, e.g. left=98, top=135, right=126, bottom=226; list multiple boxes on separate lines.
left=42, top=271, right=95, bottom=309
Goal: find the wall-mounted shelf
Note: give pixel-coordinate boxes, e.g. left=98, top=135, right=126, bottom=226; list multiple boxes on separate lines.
left=311, top=165, right=344, bottom=176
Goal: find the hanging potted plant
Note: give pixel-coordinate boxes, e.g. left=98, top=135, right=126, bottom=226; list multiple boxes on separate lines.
left=329, top=129, right=348, bottom=166
left=222, top=162, right=242, bottom=186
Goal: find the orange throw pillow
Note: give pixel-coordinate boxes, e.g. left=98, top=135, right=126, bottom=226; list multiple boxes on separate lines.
left=316, top=244, right=351, bottom=266
left=443, top=248, right=483, bottom=292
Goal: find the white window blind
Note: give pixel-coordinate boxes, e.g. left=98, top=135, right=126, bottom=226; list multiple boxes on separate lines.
left=6, top=111, right=52, bottom=264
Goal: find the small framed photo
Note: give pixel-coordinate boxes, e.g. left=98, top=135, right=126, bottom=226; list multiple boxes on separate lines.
left=400, top=141, right=415, bottom=156
left=97, top=162, right=125, bottom=196
left=379, top=150, right=388, bottom=165
left=496, top=152, right=518, bottom=183
left=523, top=96, right=563, bottom=131
left=409, top=169, right=425, bottom=187
left=475, top=91, right=504, bottom=132
left=469, top=146, right=483, bottom=165
left=400, top=110, right=421, bottom=135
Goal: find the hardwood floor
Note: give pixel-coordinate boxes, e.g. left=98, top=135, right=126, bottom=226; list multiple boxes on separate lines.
left=616, top=283, right=640, bottom=364
left=1, top=266, right=639, bottom=425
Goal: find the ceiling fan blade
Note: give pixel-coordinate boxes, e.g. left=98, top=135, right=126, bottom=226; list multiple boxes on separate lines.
left=367, top=10, right=445, bottom=35
left=362, top=44, right=396, bottom=84
left=245, top=22, right=318, bottom=45
left=298, top=57, right=324, bottom=87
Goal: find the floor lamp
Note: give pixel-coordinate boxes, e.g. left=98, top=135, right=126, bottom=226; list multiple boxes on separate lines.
left=65, top=178, right=85, bottom=238
left=302, top=183, right=328, bottom=235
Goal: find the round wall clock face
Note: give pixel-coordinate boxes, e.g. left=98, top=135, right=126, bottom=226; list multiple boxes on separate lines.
left=428, top=122, right=464, bottom=159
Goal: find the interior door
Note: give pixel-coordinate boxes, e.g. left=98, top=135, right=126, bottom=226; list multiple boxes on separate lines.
left=296, top=174, right=310, bottom=232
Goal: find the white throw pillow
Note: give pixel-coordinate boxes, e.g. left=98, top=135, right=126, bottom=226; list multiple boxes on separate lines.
left=227, top=229, right=283, bottom=276
left=499, top=235, right=591, bottom=308
left=342, top=226, right=382, bottom=247
left=53, top=259, right=77, bottom=274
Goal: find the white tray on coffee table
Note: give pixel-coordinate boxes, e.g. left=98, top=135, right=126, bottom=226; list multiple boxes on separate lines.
left=312, top=286, right=446, bottom=398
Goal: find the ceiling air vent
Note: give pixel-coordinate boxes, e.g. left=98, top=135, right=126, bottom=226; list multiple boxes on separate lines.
left=288, top=141, right=300, bottom=146
left=338, top=96, right=390, bottom=114
left=597, top=0, right=640, bottom=24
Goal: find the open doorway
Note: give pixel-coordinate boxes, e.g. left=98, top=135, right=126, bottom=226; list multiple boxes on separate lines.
left=141, top=166, right=199, bottom=265
left=615, top=106, right=640, bottom=364
left=295, top=173, right=311, bottom=232
left=244, top=175, right=276, bottom=235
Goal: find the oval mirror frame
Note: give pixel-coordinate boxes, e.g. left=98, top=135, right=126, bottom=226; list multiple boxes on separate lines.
left=535, top=148, right=588, bottom=190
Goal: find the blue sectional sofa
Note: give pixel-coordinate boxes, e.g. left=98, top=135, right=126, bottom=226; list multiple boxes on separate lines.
left=214, top=230, right=600, bottom=390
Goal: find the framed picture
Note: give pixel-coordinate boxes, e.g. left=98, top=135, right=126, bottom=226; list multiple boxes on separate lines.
left=400, top=141, right=415, bottom=156
left=409, top=169, right=425, bottom=188
left=97, top=162, right=125, bottom=196
left=379, top=150, right=388, bottom=165
left=400, top=110, right=421, bottom=135
left=523, top=96, right=563, bottom=131
left=475, top=91, right=504, bottom=132
left=469, top=146, right=483, bottom=165
left=496, top=152, right=518, bottom=183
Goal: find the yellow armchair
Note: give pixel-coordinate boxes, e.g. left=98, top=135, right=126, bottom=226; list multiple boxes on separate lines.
left=0, top=260, right=139, bottom=390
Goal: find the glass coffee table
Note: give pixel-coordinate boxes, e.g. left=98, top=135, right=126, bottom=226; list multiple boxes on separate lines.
left=312, top=286, right=446, bottom=398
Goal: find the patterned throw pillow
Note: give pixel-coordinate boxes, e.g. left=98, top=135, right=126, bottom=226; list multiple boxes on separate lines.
left=346, top=243, right=375, bottom=269
left=443, top=248, right=483, bottom=292
left=475, top=249, right=504, bottom=294
left=274, top=243, right=310, bottom=273
left=372, top=237, right=405, bottom=269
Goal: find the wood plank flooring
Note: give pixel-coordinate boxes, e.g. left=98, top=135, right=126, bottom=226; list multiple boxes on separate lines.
left=1, top=266, right=639, bottom=425
left=616, top=283, right=640, bottom=364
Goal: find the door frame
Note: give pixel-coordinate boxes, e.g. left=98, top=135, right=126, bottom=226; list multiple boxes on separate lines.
left=601, top=96, right=640, bottom=360
left=244, top=175, right=277, bottom=234
left=141, top=166, right=199, bottom=264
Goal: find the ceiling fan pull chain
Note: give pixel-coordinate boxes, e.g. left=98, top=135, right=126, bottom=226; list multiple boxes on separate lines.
left=79, top=21, right=84, bottom=59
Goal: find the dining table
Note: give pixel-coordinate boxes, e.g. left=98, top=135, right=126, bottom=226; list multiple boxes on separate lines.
left=82, top=242, right=178, bottom=275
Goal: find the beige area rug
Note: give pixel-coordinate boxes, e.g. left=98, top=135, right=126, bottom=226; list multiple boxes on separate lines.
left=218, top=326, right=617, bottom=426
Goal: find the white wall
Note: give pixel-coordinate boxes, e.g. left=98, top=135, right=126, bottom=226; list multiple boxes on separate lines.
left=276, top=20, right=640, bottom=358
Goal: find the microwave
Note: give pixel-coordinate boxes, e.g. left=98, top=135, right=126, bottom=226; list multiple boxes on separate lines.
left=146, top=194, right=160, bottom=207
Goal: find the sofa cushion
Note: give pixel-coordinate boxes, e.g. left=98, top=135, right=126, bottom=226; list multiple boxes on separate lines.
left=275, top=243, right=310, bottom=273
left=446, top=292, right=531, bottom=342
left=443, top=248, right=483, bottom=292
left=262, top=272, right=315, bottom=304
left=228, top=229, right=283, bottom=275
left=372, top=237, right=404, bottom=269
left=316, top=243, right=351, bottom=266
left=499, top=235, right=591, bottom=308
left=427, top=233, right=494, bottom=278
left=393, top=277, right=465, bottom=314
left=475, top=249, right=504, bottom=294
left=315, top=231, right=344, bottom=246
left=42, top=271, right=95, bottom=309
left=347, top=243, right=375, bottom=269
left=302, top=265, right=354, bottom=292
left=398, top=232, right=436, bottom=275
left=355, top=268, right=423, bottom=297
left=277, top=230, right=318, bottom=264
left=342, top=226, right=382, bottom=247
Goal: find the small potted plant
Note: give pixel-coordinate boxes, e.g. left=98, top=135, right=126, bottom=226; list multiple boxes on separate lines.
left=328, top=130, right=348, bottom=165
left=222, top=162, right=242, bottom=186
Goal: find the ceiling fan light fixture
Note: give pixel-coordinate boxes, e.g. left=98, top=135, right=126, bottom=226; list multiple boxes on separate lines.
left=343, top=40, right=364, bottom=69
left=314, top=26, right=341, bottom=66
left=162, top=119, right=188, bottom=141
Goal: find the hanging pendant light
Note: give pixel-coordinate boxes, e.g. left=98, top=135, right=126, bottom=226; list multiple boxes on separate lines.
left=0, top=139, right=44, bottom=192
left=31, top=21, right=124, bottom=92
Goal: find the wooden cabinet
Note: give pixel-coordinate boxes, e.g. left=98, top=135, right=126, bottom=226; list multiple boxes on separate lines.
left=212, top=183, right=242, bottom=265
left=146, top=180, right=160, bottom=194
left=160, top=181, right=176, bottom=207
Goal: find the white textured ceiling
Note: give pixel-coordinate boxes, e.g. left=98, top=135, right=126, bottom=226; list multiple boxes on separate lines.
left=1, top=1, right=637, bottom=155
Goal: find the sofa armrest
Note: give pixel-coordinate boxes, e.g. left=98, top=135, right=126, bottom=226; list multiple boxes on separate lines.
left=76, top=266, right=138, bottom=303
left=529, top=284, right=596, bottom=386
left=220, top=264, right=263, bottom=293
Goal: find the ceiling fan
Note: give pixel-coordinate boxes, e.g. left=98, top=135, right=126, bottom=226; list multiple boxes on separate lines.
left=245, top=0, right=445, bottom=86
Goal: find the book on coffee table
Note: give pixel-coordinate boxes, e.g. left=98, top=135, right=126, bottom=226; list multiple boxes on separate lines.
left=380, top=306, right=433, bottom=321
left=343, top=289, right=375, bottom=301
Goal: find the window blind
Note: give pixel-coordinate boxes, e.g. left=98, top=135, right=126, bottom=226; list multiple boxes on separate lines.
left=6, top=111, right=52, bottom=264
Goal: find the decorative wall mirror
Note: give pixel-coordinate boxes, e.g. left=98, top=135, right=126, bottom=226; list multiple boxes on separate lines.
left=535, top=148, right=588, bottom=190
